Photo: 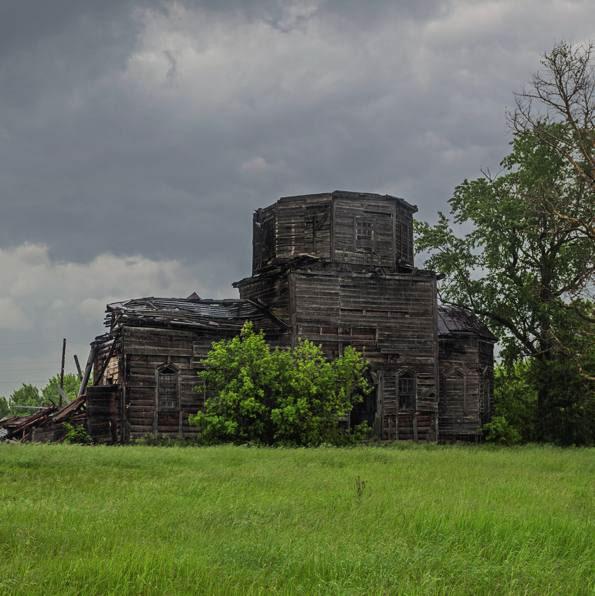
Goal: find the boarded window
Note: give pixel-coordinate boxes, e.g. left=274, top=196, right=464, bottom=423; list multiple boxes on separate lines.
left=444, top=370, right=465, bottom=414
left=355, top=218, right=374, bottom=250
left=157, top=365, right=179, bottom=411
left=398, top=371, right=416, bottom=410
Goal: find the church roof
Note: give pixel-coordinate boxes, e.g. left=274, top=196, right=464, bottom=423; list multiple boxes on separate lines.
left=437, top=305, right=496, bottom=341
left=105, top=297, right=287, bottom=332
left=276, top=190, right=418, bottom=213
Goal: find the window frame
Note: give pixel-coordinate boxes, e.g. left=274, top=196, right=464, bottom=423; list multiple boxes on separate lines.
left=354, top=217, right=375, bottom=251
left=397, top=369, right=416, bottom=411
left=156, top=363, right=180, bottom=413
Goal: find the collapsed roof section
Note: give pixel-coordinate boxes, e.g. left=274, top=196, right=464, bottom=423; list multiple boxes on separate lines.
left=104, top=296, right=288, bottom=332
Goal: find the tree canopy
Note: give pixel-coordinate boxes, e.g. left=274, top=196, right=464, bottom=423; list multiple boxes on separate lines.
left=417, top=42, right=594, bottom=444
left=0, top=373, right=80, bottom=418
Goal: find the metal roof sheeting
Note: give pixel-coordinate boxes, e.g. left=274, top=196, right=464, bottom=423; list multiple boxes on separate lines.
left=106, top=297, right=286, bottom=331
left=437, top=305, right=496, bottom=341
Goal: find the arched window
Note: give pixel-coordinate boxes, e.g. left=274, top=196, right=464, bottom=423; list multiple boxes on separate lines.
left=398, top=370, right=416, bottom=411
left=157, top=364, right=179, bottom=411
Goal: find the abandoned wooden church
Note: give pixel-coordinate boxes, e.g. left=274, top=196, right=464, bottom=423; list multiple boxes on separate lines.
left=88, top=191, right=496, bottom=443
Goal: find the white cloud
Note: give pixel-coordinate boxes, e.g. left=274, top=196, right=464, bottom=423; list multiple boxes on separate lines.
left=0, top=298, right=31, bottom=331
left=0, top=243, right=223, bottom=397
left=0, top=243, right=206, bottom=310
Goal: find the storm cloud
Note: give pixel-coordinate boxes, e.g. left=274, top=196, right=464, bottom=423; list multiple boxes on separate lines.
left=0, top=0, right=593, bottom=395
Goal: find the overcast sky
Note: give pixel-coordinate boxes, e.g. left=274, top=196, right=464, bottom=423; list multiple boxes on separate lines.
left=0, top=0, right=593, bottom=396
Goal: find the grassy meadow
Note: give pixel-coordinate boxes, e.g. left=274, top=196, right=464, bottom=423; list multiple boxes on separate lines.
left=0, top=443, right=593, bottom=595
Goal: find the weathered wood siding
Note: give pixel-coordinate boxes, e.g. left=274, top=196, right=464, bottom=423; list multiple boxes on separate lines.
left=87, top=385, right=121, bottom=443
left=120, top=326, right=202, bottom=439
left=236, top=272, right=291, bottom=322
left=252, top=192, right=415, bottom=274
left=333, top=197, right=397, bottom=268
left=253, top=194, right=333, bottom=273
left=91, top=318, right=287, bottom=442
left=438, top=335, right=494, bottom=441
left=252, top=204, right=277, bottom=272
left=289, top=268, right=439, bottom=441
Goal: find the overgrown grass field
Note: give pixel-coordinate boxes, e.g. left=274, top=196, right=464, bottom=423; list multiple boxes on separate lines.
left=0, top=444, right=593, bottom=595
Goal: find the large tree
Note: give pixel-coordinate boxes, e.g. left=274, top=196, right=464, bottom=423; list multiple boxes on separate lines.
left=417, top=42, right=594, bottom=444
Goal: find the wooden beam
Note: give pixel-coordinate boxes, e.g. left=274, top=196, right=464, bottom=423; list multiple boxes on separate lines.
left=78, top=346, right=96, bottom=398
left=73, top=354, right=83, bottom=381
left=59, top=338, right=66, bottom=406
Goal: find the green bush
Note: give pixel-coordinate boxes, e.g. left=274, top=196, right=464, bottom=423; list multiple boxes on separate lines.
left=483, top=416, right=522, bottom=445
left=190, top=323, right=371, bottom=446
left=63, top=423, right=92, bottom=445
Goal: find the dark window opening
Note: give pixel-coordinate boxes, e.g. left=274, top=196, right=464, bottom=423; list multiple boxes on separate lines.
left=355, top=218, right=374, bottom=250
left=398, top=371, right=416, bottom=410
left=399, top=221, right=412, bottom=261
left=158, top=365, right=179, bottom=411
left=260, top=218, right=275, bottom=263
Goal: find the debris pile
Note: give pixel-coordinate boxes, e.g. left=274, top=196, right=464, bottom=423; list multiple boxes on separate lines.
left=0, top=397, right=86, bottom=442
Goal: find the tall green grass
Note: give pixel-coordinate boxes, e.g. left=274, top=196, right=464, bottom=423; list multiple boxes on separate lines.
left=0, top=443, right=593, bottom=595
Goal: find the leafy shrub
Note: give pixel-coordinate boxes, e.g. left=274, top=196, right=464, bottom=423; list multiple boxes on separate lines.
left=483, top=416, right=521, bottom=445
left=190, top=323, right=371, bottom=446
left=63, top=423, right=92, bottom=445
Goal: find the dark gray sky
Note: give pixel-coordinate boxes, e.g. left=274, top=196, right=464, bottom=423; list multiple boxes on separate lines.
left=1, top=0, right=593, bottom=396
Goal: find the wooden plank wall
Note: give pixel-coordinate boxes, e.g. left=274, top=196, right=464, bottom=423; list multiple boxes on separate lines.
left=252, top=194, right=414, bottom=274
left=91, top=321, right=288, bottom=442
left=236, top=273, right=291, bottom=322
left=333, top=198, right=396, bottom=268
left=93, top=336, right=120, bottom=384
left=290, top=269, right=439, bottom=441
left=276, top=196, right=332, bottom=261
left=121, top=326, right=213, bottom=439
left=438, top=334, right=493, bottom=441
left=252, top=205, right=277, bottom=273
left=87, top=385, right=121, bottom=443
